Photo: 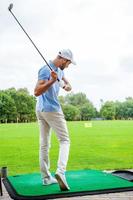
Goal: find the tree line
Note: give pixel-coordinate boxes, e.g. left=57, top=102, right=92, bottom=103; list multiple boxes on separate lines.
left=60, top=94, right=133, bottom=120
left=0, top=88, right=36, bottom=123
left=0, top=88, right=133, bottom=123
left=100, top=98, right=133, bottom=120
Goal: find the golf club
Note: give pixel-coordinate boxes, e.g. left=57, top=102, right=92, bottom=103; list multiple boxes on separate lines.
left=8, top=3, right=62, bottom=83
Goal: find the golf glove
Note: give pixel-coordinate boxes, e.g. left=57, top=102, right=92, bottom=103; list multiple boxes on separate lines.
left=59, top=80, right=65, bottom=89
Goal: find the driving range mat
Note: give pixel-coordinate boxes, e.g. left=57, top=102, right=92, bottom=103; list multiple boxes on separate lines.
left=3, top=169, right=133, bottom=200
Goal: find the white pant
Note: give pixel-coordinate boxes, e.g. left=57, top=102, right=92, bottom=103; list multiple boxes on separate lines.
left=36, top=111, right=70, bottom=179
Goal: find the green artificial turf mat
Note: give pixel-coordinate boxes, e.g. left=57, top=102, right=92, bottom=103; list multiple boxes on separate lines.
left=7, top=170, right=133, bottom=196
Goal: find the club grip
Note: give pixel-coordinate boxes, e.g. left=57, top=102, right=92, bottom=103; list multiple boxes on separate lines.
left=8, top=3, right=13, bottom=11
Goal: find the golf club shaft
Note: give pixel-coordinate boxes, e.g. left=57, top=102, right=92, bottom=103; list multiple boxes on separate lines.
left=8, top=4, right=60, bottom=81
left=0, top=175, right=3, bottom=196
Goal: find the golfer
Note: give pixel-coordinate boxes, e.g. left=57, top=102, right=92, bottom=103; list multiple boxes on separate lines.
left=34, top=49, right=76, bottom=191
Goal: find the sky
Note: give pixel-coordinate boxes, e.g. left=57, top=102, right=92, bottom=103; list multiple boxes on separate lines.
left=1, top=0, right=133, bottom=110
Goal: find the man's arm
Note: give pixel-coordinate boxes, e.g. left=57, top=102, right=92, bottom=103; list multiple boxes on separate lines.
left=62, top=77, right=72, bottom=91
left=34, top=71, right=57, bottom=97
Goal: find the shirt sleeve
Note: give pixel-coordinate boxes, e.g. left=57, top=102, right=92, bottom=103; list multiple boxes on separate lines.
left=38, top=66, right=50, bottom=81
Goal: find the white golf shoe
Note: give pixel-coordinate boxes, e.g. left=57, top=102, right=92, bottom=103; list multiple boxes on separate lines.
left=42, top=176, right=58, bottom=185
left=55, top=173, right=70, bottom=191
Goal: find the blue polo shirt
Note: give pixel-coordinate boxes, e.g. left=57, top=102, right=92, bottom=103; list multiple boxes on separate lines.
left=36, top=61, right=64, bottom=112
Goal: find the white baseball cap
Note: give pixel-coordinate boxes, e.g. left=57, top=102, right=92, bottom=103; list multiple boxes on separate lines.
left=58, top=49, right=76, bottom=65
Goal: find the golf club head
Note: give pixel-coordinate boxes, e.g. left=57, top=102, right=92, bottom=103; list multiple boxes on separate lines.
left=8, top=3, right=13, bottom=11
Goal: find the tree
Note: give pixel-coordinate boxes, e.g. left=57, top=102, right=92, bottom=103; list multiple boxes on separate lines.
left=0, top=91, right=17, bottom=123
left=100, top=101, right=115, bottom=120
left=123, top=97, right=133, bottom=119
left=65, top=92, right=89, bottom=107
left=114, top=101, right=126, bottom=119
left=59, top=92, right=97, bottom=121
left=114, top=98, right=133, bottom=120
left=80, top=103, right=96, bottom=120
left=4, top=88, right=36, bottom=122
left=63, top=104, right=80, bottom=121
left=14, top=90, right=36, bottom=122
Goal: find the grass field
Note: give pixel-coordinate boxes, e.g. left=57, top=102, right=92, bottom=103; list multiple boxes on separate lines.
left=0, top=120, right=133, bottom=175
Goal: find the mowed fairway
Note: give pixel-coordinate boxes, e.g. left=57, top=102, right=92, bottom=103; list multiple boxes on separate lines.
left=0, top=120, right=133, bottom=175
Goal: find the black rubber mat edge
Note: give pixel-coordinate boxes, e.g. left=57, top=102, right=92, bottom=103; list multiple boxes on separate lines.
left=112, top=170, right=133, bottom=182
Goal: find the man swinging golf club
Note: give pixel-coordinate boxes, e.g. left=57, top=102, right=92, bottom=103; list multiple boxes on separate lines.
left=8, top=2, right=76, bottom=192
left=34, top=49, right=76, bottom=191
